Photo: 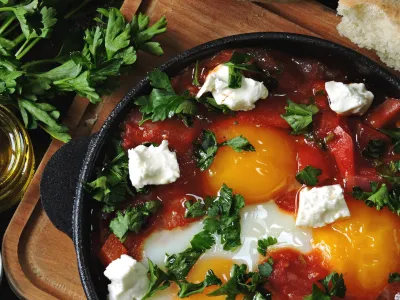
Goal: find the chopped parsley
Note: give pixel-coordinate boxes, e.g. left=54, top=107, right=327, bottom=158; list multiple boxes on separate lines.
left=184, top=199, right=207, bottom=218
left=135, top=69, right=197, bottom=126
left=223, top=51, right=260, bottom=88
left=192, top=60, right=200, bottom=86
left=257, top=237, right=278, bottom=256
left=304, top=272, right=346, bottom=299
left=208, top=263, right=273, bottom=299
left=352, top=182, right=400, bottom=216
left=176, top=270, right=222, bottom=298
left=142, top=259, right=171, bottom=300
left=362, top=139, right=386, bottom=159
left=296, top=165, right=323, bottom=186
left=109, top=200, right=162, bottom=241
left=198, top=97, right=233, bottom=115
left=194, top=129, right=255, bottom=171
left=389, top=160, right=400, bottom=173
left=379, top=128, right=400, bottom=153
left=388, top=273, right=400, bottom=283
left=281, top=100, right=319, bottom=135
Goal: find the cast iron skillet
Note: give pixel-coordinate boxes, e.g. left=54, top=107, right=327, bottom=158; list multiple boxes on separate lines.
left=40, top=32, right=400, bottom=299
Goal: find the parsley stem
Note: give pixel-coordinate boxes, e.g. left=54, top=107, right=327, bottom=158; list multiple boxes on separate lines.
left=64, top=0, right=91, bottom=19
left=21, top=58, right=63, bottom=70
left=0, top=15, right=16, bottom=36
left=3, top=23, right=19, bottom=38
left=16, top=37, right=41, bottom=60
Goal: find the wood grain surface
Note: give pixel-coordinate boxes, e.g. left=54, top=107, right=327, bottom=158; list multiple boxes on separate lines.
left=1, top=0, right=394, bottom=299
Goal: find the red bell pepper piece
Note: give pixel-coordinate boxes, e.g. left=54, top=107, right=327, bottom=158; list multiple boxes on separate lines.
left=364, top=98, right=400, bottom=129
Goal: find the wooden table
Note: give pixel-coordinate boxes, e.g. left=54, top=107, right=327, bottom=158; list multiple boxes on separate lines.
left=1, top=0, right=396, bottom=299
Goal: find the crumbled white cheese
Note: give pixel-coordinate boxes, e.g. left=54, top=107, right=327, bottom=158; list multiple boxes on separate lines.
left=325, top=81, right=374, bottom=116
left=104, top=254, right=149, bottom=300
left=196, top=65, right=269, bottom=111
left=128, top=140, right=180, bottom=189
left=296, top=184, right=350, bottom=228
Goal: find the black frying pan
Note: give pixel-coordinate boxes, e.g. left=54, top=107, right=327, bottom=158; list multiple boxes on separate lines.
left=40, top=32, right=400, bottom=299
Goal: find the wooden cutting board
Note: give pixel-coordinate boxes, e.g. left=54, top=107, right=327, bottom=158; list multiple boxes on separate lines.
left=2, top=0, right=396, bottom=299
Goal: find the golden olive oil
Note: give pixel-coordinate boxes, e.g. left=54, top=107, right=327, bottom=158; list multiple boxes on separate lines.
left=0, top=105, right=35, bottom=212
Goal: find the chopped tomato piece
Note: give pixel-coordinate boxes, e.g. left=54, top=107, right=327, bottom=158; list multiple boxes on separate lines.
left=99, top=234, right=128, bottom=266
left=364, top=98, right=400, bottom=129
left=313, top=111, right=341, bottom=140
left=328, top=126, right=356, bottom=188
left=356, top=122, right=391, bottom=152
left=297, top=143, right=334, bottom=183
left=267, top=248, right=330, bottom=300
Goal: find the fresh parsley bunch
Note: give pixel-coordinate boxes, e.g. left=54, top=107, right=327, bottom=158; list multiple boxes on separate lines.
left=0, top=2, right=167, bottom=142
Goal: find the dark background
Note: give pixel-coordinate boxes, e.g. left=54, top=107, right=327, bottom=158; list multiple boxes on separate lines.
left=0, top=0, right=338, bottom=298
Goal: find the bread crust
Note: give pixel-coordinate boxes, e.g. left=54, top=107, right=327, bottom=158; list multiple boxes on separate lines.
left=338, top=0, right=400, bottom=24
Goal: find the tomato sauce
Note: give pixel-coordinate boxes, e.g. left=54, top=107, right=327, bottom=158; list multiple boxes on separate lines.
left=92, top=48, right=400, bottom=298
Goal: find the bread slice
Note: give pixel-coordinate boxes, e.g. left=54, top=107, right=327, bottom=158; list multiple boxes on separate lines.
left=337, top=0, right=400, bottom=71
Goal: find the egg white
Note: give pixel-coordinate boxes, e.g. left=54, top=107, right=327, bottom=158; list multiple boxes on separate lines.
left=141, top=201, right=312, bottom=271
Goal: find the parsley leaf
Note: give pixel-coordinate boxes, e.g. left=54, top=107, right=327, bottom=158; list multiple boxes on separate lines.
left=379, top=128, right=400, bottom=153
left=184, top=199, right=207, bottom=218
left=176, top=270, right=222, bottom=298
left=388, top=273, right=400, bottom=283
left=281, top=100, right=319, bottom=135
left=223, top=51, right=260, bottom=89
left=194, top=129, right=255, bottom=171
left=389, top=161, right=400, bottom=173
left=257, top=237, right=278, bottom=256
left=135, top=69, right=197, bottom=126
left=142, top=258, right=171, bottom=300
left=109, top=200, right=162, bottom=241
left=197, top=97, right=233, bottom=115
left=296, top=165, right=323, bottom=186
left=208, top=263, right=272, bottom=299
left=362, top=139, right=386, bottom=159
left=305, top=272, right=346, bottom=299
left=190, top=230, right=215, bottom=252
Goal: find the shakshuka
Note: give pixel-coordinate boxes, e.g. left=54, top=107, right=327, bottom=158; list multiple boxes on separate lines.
left=88, top=48, right=400, bottom=300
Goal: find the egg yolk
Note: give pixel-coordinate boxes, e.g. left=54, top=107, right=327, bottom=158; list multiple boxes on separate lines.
left=202, top=122, right=297, bottom=204
left=313, top=199, right=400, bottom=298
left=180, top=257, right=243, bottom=300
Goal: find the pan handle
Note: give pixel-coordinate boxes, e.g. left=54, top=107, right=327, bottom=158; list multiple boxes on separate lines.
left=40, top=135, right=97, bottom=239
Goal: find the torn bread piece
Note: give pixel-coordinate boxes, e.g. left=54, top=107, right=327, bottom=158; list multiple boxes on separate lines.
left=337, top=0, right=400, bottom=71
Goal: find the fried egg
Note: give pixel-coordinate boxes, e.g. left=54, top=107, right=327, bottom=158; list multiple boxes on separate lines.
left=142, top=201, right=312, bottom=299
left=313, top=199, right=400, bottom=298
left=201, top=122, right=298, bottom=204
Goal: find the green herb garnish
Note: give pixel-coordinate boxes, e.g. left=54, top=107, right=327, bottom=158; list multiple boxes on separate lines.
left=296, top=165, right=322, bottom=186
left=379, top=128, right=400, bottom=153
left=176, top=270, right=222, bottom=298
left=257, top=237, right=278, bottom=256
left=142, top=258, right=171, bottom=300
left=192, top=60, right=200, bottom=86
left=194, top=129, right=255, bottom=171
left=281, top=100, right=319, bottom=135
left=208, top=263, right=273, bottom=299
left=109, top=200, right=162, bottom=241
left=388, top=272, right=400, bottom=283
left=352, top=182, right=400, bottom=216
left=362, top=139, right=386, bottom=159
left=305, top=272, right=346, bottom=299
left=135, top=68, right=197, bottom=126
left=223, top=51, right=259, bottom=89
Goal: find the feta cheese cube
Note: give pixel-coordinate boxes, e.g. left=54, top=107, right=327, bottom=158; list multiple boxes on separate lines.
left=296, top=184, right=350, bottom=228
left=128, top=140, right=180, bottom=189
left=104, top=254, right=149, bottom=300
left=196, top=65, right=269, bottom=111
left=325, top=81, right=374, bottom=116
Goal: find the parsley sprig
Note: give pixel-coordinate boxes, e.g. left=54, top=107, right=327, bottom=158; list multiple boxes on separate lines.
left=352, top=182, right=400, bottom=216
left=388, top=272, right=400, bottom=283
left=379, top=128, right=400, bottom=153
left=361, top=139, right=386, bottom=159
left=194, top=129, right=255, bottom=171
left=281, top=100, right=319, bottom=135
left=135, top=68, right=197, bottom=126
left=223, top=51, right=260, bottom=89
left=1, top=6, right=167, bottom=142
left=305, top=272, right=346, bottom=299
left=257, top=237, right=278, bottom=256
